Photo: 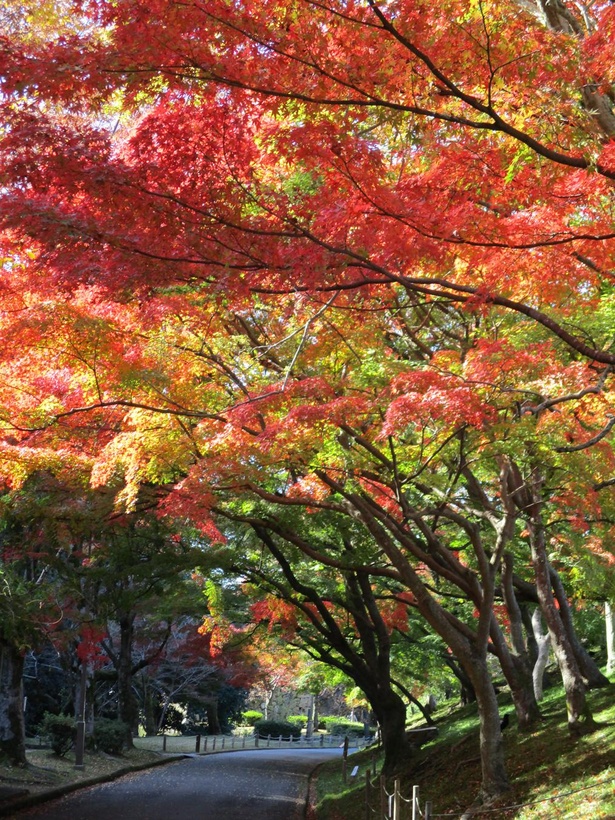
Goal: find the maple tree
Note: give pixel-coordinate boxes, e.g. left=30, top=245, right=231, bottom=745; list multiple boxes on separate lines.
left=1, top=0, right=615, bottom=805
left=134, top=618, right=246, bottom=735
left=0, top=473, right=94, bottom=765
left=0, top=471, right=213, bottom=757
left=231, top=519, right=413, bottom=770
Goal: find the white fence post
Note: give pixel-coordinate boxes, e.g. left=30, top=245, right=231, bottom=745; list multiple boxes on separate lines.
left=412, top=785, right=420, bottom=820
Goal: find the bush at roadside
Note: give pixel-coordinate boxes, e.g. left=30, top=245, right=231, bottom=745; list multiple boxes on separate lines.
left=241, top=710, right=264, bottom=726
left=39, top=712, right=76, bottom=757
left=92, top=718, right=129, bottom=755
left=319, top=717, right=372, bottom=737
left=253, top=719, right=301, bottom=739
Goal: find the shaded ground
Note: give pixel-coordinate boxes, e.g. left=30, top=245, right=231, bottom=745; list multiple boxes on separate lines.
left=0, top=748, right=168, bottom=818
left=6, top=748, right=342, bottom=820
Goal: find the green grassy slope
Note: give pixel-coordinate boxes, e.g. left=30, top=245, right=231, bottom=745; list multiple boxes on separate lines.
left=312, top=678, right=615, bottom=819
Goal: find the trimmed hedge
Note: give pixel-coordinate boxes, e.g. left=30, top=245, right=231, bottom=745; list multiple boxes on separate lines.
left=241, top=710, right=264, bottom=726
left=319, top=717, right=371, bottom=737
left=254, top=719, right=301, bottom=739
left=329, top=721, right=370, bottom=738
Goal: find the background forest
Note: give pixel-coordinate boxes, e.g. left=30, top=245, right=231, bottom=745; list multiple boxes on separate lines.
left=0, top=0, right=614, bottom=810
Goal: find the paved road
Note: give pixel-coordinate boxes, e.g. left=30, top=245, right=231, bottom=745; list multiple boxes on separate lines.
left=12, top=748, right=343, bottom=820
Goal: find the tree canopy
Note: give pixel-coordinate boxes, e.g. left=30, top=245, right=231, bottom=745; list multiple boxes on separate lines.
left=1, top=0, right=614, bottom=804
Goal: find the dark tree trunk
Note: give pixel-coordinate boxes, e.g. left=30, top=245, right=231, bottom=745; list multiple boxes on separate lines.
left=206, top=699, right=221, bottom=735
left=492, top=635, right=541, bottom=729
left=117, top=614, right=138, bottom=746
left=136, top=672, right=157, bottom=736
left=142, top=682, right=157, bottom=736
left=368, top=686, right=410, bottom=774
left=403, top=578, right=510, bottom=800
left=0, top=639, right=27, bottom=766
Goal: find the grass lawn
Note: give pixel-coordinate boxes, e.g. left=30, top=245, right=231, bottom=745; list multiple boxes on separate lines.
left=1, top=746, right=162, bottom=800
left=311, top=677, right=615, bottom=819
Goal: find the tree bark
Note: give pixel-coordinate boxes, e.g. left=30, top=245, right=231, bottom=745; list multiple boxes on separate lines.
left=206, top=698, right=221, bottom=735
left=367, top=687, right=410, bottom=773
left=525, top=470, right=595, bottom=735
left=550, top=567, right=610, bottom=688
left=142, top=679, right=157, bottom=736
left=502, top=554, right=527, bottom=656
left=0, top=639, right=27, bottom=766
left=497, top=554, right=542, bottom=728
left=530, top=607, right=551, bottom=701
left=465, top=653, right=510, bottom=803
left=520, top=603, right=539, bottom=669
left=117, top=614, right=138, bottom=746
left=243, top=486, right=509, bottom=800
left=397, top=572, right=509, bottom=798
left=491, top=629, right=542, bottom=729
left=606, top=602, right=615, bottom=676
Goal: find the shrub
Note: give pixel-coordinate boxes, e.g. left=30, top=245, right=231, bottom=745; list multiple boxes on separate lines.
left=241, top=710, right=264, bottom=726
left=318, top=716, right=342, bottom=731
left=181, top=723, right=208, bottom=736
left=254, top=719, right=301, bottom=739
left=288, top=715, right=308, bottom=728
left=326, top=718, right=371, bottom=738
left=92, top=719, right=128, bottom=755
left=40, top=712, right=75, bottom=757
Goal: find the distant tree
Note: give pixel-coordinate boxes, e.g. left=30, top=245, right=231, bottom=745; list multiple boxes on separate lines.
left=0, top=474, right=85, bottom=765
left=76, top=516, right=206, bottom=744
left=23, top=645, right=71, bottom=736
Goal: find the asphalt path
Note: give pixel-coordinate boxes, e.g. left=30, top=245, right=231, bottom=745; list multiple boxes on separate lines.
left=11, top=748, right=344, bottom=820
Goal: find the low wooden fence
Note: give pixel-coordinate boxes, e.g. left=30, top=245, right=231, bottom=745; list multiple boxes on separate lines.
left=134, top=731, right=371, bottom=755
